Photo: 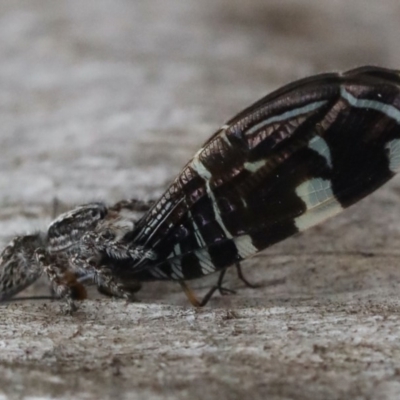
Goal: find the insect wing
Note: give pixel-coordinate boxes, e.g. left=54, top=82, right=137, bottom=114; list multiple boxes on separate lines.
left=127, top=67, right=400, bottom=281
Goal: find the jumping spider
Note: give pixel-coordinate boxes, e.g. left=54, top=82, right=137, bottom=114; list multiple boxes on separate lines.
left=0, top=199, right=156, bottom=313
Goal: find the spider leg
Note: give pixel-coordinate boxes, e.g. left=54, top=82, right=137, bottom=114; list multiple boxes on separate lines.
left=0, top=234, right=45, bottom=302
left=93, top=264, right=139, bottom=301
left=71, top=250, right=141, bottom=302
left=82, top=231, right=156, bottom=262
left=109, top=198, right=156, bottom=213
left=96, top=279, right=142, bottom=298
left=35, top=248, right=87, bottom=314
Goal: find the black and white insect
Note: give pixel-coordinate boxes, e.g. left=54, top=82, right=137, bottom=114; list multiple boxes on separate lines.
left=2, top=65, right=400, bottom=311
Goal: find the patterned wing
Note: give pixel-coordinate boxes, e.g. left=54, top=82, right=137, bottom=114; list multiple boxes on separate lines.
left=121, top=66, right=400, bottom=281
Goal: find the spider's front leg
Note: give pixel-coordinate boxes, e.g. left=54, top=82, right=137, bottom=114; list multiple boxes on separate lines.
left=82, top=230, right=156, bottom=265
left=109, top=198, right=156, bottom=213
left=74, top=230, right=156, bottom=301
left=45, top=199, right=155, bottom=306
left=35, top=248, right=87, bottom=314
left=70, top=249, right=141, bottom=301
left=95, top=265, right=141, bottom=301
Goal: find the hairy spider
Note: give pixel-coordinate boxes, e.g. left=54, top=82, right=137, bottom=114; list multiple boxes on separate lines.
left=0, top=199, right=155, bottom=313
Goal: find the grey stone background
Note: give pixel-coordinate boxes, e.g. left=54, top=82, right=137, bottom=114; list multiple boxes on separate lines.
left=2, top=1, right=400, bottom=399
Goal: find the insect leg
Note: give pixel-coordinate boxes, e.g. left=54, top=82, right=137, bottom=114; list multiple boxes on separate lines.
left=179, top=280, right=228, bottom=307
left=215, top=268, right=236, bottom=295
left=235, top=262, right=260, bottom=289
left=211, top=263, right=258, bottom=298
left=179, top=281, right=204, bottom=307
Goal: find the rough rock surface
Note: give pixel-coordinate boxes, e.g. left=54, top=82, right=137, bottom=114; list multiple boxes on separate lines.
left=1, top=1, right=400, bottom=399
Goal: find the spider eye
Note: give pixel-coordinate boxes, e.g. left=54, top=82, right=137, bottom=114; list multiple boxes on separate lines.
left=86, top=203, right=107, bottom=220
left=90, top=209, right=105, bottom=219
left=101, top=231, right=115, bottom=240
left=88, top=259, right=97, bottom=267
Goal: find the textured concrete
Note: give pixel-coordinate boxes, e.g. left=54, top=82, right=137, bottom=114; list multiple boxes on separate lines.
left=1, top=1, right=400, bottom=399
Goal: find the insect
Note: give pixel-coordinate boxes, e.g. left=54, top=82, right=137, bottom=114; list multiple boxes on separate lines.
left=2, top=65, right=400, bottom=312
